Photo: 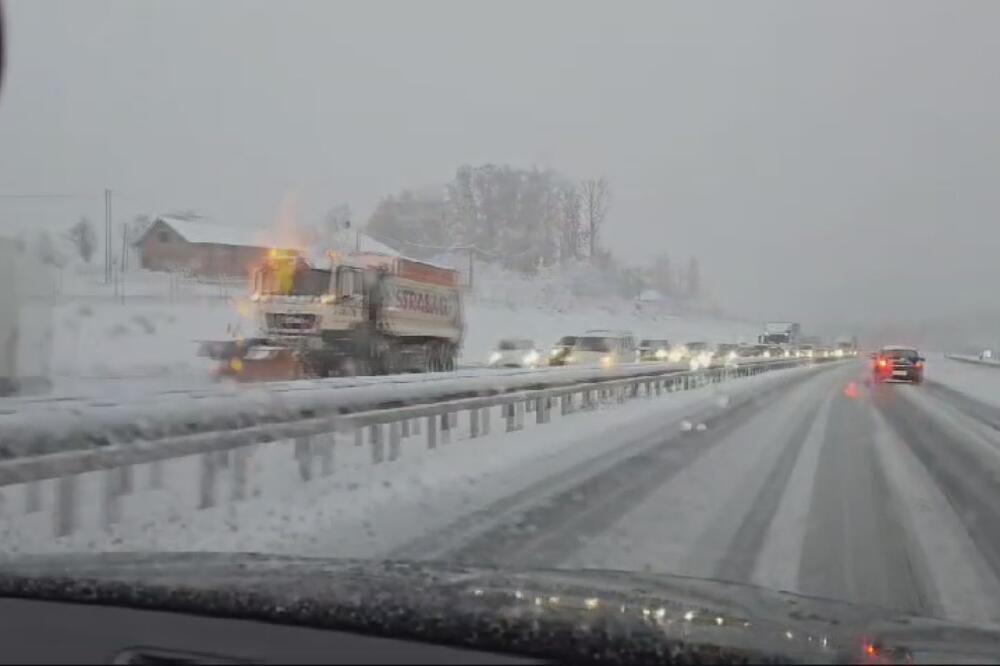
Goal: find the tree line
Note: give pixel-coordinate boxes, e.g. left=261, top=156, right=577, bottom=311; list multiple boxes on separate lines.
left=366, top=163, right=702, bottom=301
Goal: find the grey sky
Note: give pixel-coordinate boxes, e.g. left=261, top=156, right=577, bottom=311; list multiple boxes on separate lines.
left=2, top=0, right=999, bottom=335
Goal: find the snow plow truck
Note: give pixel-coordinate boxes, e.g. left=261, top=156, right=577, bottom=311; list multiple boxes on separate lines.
left=216, top=250, right=464, bottom=380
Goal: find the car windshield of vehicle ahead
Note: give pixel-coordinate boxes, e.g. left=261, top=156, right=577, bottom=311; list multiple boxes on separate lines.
left=4, top=1, right=1000, bottom=664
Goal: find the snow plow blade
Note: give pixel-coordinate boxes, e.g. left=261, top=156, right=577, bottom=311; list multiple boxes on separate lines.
left=214, top=346, right=307, bottom=382
left=198, top=340, right=307, bottom=382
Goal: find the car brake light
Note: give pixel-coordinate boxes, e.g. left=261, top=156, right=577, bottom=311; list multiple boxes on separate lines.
left=915, top=360, right=923, bottom=368
left=877, top=357, right=887, bottom=369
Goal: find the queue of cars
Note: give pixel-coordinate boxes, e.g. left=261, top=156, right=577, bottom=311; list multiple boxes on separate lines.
left=486, top=331, right=865, bottom=371
left=487, top=332, right=854, bottom=369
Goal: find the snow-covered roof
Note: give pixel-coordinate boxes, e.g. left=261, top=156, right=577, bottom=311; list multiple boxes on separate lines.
left=154, top=217, right=273, bottom=248
left=326, top=228, right=400, bottom=257
left=881, top=344, right=919, bottom=351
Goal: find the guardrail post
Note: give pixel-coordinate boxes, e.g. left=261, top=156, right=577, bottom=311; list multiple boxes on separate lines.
left=441, top=412, right=452, bottom=444
left=24, top=481, right=41, bottom=514
left=535, top=397, right=546, bottom=424
left=199, top=452, right=217, bottom=510
left=102, top=468, right=122, bottom=527
left=505, top=403, right=516, bottom=432
left=295, top=436, right=313, bottom=481
left=515, top=401, right=525, bottom=430
left=370, top=425, right=384, bottom=463
left=658, top=379, right=665, bottom=395
left=402, top=419, right=410, bottom=438
left=54, top=475, right=77, bottom=537
left=481, top=407, right=491, bottom=435
left=232, top=447, right=250, bottom=500
left=354, top=428, right=363, bottom=447
left=470, top=408, right=480, bottom=438
left=389, top=422, right=402, bottom=461
left=427, top=414, right=437, bottom=448
left=149, top=460, right=165, bottom=490
left=412, top=417, right=421, bottom=436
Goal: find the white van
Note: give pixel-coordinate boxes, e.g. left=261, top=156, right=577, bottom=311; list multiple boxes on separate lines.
left=566, top=330, right=638, bottom=368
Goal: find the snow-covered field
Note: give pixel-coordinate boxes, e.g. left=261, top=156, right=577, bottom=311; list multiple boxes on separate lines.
left=40, top=266, right=757, bottom=392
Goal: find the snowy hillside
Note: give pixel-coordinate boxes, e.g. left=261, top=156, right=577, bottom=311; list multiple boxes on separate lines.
left=44, top=262, right=757, bottom=388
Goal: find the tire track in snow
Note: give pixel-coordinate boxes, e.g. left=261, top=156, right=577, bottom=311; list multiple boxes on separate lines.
left=396, top=366, right=832, bottom=566
left=875, top=384, right=1000, bottom=588
left=797, top=383, right=929, bottom=616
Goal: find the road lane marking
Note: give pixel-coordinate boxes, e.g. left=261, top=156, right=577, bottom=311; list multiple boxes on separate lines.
left=751, top=392, right=832, bottom=593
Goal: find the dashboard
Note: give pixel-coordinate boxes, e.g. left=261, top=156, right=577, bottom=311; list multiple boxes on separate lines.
left=0, top=598, right=542, bottom=664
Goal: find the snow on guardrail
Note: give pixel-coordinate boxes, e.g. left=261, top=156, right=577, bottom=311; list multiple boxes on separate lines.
left=945, top=353, right=1000, bottom=367
left=0, top=357, right=803, bottom=460
left=0, top=356, right=849, bottom=542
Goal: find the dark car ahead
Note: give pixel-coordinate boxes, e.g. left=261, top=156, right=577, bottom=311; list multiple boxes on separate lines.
left=547, top=335, right=578, bottom=366
left=874, top=345, right=925, bottom=383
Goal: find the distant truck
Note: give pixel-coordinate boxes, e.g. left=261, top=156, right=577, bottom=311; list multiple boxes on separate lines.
left=758, top=322, right=801, bottom=347
left=835, top=336, right=858, bottom=357
left=0, top=236, right=54, bottom=395
left=232, top=250, right=464, bottom=378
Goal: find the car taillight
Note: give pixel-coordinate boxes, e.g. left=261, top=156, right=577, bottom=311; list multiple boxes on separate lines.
left=877, top=357, right=887, bottom=369
left=915, top=360, right=924, bottom=368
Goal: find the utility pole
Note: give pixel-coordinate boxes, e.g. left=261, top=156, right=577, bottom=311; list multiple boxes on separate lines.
left=467, top=246, right=474, bottom=289
left=104, top=188, right=112, bottom=284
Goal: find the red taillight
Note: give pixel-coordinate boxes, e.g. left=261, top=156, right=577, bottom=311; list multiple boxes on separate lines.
left=915, top=360, right=924, bottom=369
left=877, top=357, right=888, bottom=369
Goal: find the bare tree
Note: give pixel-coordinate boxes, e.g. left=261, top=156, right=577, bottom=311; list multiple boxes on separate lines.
left=66, top=217, right=96, bottom=263
left=580, top=177, right=610, bottom=260
left=557, top=184, right=583, bottom=262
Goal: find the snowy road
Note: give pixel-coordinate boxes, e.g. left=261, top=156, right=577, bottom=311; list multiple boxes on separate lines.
left=381, top=359, right=1000, bottom=627
left=13, top=357, right=1000, bottom=629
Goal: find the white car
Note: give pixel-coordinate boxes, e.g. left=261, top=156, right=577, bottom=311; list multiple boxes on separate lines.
left=565, top=334, right=637, bottom=368
left=487, top=339, right=542, bottom=368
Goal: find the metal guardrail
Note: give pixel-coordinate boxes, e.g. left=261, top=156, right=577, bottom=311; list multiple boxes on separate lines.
left=0, top=357, right=843, bottom=539
left=945, top=353, right=1000, bottom=367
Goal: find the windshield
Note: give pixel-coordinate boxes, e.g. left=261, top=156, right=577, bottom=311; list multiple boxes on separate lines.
left=575, top=337, right=612, bottom=352
left=257, top=265, right=331, bottom=296
left=6, top=1, right=1000, bottom=659
left=498, top=339, right=531, bottom=351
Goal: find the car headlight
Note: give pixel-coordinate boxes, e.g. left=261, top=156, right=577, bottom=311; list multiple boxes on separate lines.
left=523, top=351, right=540, bottom=365
left=565, top=354, right=575, bottom=363
left=834, top=349, right=844, bottom=357
left=783, top=350, right=791, bottom=358
left=689, top=358, right=701, bottom=371
left=763, top=351, right=771, bottom=358
left=655, top=348, right=668, bottom=360
left=488, top=352, right=502, bottom=364
left=727, top=350, right=738, bottom=360
left=601, top=355, right=614, bottom=368
left=550, top=348, right=560, bottom=357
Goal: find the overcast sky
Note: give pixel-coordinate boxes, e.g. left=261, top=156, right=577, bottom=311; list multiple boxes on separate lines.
left=2, top=0, right=999, bottom=335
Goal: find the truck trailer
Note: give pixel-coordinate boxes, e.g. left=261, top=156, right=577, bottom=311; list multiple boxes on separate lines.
left=224, top=250, right=464, bottom=379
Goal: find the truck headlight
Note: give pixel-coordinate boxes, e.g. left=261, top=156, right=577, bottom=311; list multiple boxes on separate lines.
left=488, top=352, right=502, bottom=365
left=655, top=348, right=668, bottom=360
left=601, top=355, right=614, bottom=368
